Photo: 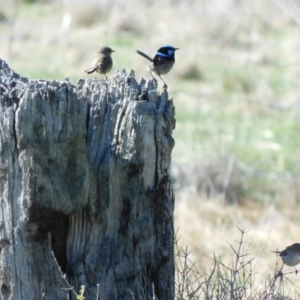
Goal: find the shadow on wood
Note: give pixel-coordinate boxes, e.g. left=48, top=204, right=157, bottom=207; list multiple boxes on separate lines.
left=0, top=59, right=175, bottom=300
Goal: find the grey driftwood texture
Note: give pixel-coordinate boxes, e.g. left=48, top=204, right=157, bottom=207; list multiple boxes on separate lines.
left=0, top=59, right=175, bottom=300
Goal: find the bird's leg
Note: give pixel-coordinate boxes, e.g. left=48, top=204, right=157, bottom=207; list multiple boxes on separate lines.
left=104, top=76, right=109, bottom=89
left=294, top=267, right=298, bottom=275
left=150, top=70, right=157, bottom=83
left=158, top=75, right=168, bottom=89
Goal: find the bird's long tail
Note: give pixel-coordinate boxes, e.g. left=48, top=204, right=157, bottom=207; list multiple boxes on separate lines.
left=136, top=50, right=153, bottom=62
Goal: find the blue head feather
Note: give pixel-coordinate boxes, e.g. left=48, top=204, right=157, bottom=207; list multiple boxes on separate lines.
left=156, top=45, right=178, bottom=58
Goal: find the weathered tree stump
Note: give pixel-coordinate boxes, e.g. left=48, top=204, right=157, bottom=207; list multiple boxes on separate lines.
left=0, top=59, right=175, bottom=300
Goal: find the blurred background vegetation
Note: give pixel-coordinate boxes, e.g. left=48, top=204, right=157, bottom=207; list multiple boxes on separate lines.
left=2, top=0, right=300, bottom=281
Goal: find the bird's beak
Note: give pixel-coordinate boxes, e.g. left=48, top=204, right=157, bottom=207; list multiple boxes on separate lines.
left=111, top=50, right=116, bottom=52
left=175, top=48, right=179, bottom=50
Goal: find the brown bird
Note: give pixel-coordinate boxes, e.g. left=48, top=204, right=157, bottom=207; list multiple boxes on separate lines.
left=85, top=46, right=115, bottom=79
left=272, top=243, right=300, bottom=267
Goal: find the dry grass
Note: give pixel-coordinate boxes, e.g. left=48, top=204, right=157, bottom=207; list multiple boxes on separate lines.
left=71, top=3, right=107, bottom=28
left=175, top=186, right=300, bottom=285
left=175, top=228, right=300, bottom=299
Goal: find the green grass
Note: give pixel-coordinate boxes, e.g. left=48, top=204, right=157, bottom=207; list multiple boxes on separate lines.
left=2, top=0, right=300, bottom=226
left=175, top=98, right=300, bottom=155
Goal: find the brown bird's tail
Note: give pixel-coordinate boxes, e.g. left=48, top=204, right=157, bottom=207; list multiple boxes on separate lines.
left=85, top=67, right=98, bottom=74
left=136, top=50, right=153, bottom=62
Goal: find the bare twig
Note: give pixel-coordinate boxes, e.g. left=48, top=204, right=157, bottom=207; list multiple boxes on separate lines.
left=51, top=251, right=77, bottom=297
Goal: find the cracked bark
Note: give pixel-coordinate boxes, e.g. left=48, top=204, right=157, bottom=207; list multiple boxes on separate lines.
left=0, top=59, right=175, bottom=300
